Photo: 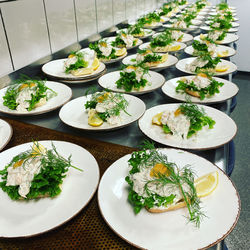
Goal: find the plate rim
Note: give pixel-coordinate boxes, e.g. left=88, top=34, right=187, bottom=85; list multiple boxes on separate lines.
left=0, top=119, right=13, bottom=151
left=0, top=140, right=100, bottom=238
left=97, top=147, right=241, bottom=250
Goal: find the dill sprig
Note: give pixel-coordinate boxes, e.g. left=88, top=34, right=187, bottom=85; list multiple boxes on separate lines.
left=126, top=141, right=205, bottom=227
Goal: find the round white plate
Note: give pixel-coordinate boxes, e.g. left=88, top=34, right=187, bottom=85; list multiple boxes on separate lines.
left=105, top=36, right=143, bottom=50
left=176, top=57, right=237, bottom=76
left=0, top=119, right=12, bottom=151
left=184, top=44, right=236, bottom=58
left=59, top=93, right=146, bottom=131
left=163, top=24, right=199, bottom=32
left=139, top=41, right=186, bottom=52
left=98, top=148, right=240, bottom=250
left=0, top=81, right=72, bottom=116
left=0, top=140, right=99, bottom=237
left=209, top=11, right=236, bottom=16
left=205, top=21, right=239, bottom=28
left=98, top=70, right=165, bottom=95
left=143, top=23, right=162, bottom=29
left=152, top=32, right=193, bottom=43
left=122, top=54, right=178, bottom=71
left=169, top=19, right=202, bottom=26
left=116, top=28, right=155, bottom=39
left=42, top=60, right=106, bottom=80
left=138, top=103, right=237, bottom=150
left=193, top=33, right=239, bottom=45
left=200, top=26, right=238, bottom=33
left=162, top=75, right=239, bottom=104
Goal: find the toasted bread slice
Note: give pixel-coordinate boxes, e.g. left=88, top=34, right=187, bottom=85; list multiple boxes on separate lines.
left=147, top=200, right=186, bottom=213
left=185, top=89, right=201, bottom=98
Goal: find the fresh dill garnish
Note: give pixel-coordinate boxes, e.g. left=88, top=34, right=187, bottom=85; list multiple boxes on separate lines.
left=89, top=41, right=117, bottom=60
left=150, top=32, right=173, bottom=49
left=64, top=51, right=89, bottom=73
left=0, top=142, right=82, bottom=200
left=125, top=141, right=205, bottom=227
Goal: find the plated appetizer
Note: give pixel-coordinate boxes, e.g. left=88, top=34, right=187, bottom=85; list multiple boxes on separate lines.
left=0, top=141, right=82, bottom=200
left=136, top=12, right=161, bottom=29
left=110, top=33, right=141, bottom=49
left=3, top=78, right=57, bottom=112
left=89, top=39, right=127, bottom=62
left=85, top=91, right=129, bottom=127
left=64, top=48, right=100, bottom=76
left=151, top=103, right=215, bottom=140
left=125, top=142, right=218, bottom=226
left=124, top=24, right=154, bottom=38
left=115, top=65, right=149, bottom=92
left=175, top=73, right=224, bottom=100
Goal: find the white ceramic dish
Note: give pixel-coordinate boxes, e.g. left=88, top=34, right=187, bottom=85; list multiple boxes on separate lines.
left=105, top=36, right=143, bottom=50
left=152, top=32, right=193, bottom=43
left=98, top=70, right=165, bottom=95
left=169, top=19, right=202, bottom=26
left=0, top=140, right=99, bottom=237
left=139, top=41, right=186, bottom=52
left=176, top=57, right=237, bottom=76
left=0, top=81, right=72, bottom=116
left=205, top=21, right=239, bottom=28
left=138, top=103, right=237, bottom=150
left=116, top=28, right=155, bottom=39
left=193, top=33, right=239, bottom=45
left=122, top=54, right=178, bottom=71
left=59, top=93, right=146, bottom=131
left=42, top=60, right=106, bottom=80
left=98, top=148, right=240, bottom=249
left=0, top=119, right=12, bottom=151
left=100, top=51, right=128, bottom=64
left=162, top=75, right=239, bottom=104
left=200, top=26, right=238, bottom=33
left=163, top=24, right=199, bottom=32
left=184, top=44, right=236, bottom=58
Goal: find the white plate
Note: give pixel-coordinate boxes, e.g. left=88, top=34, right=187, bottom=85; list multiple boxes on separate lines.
left=163, top=24, right=199, bottom=32
left=100, top=51, right=128, bottom=64
left=193, top=33, right=239, bottom=45
left=205, top=21, right=239, bottom=28
left=152, top=32, right=193, bottom=43
left=176, top=57, right=237, bottom=76
left=98, top=148, right=240, bottom=250
left=0, top=140, right=99, bottom=237
left=162, top=75, right=239, bottom=104
left=138, top=103, right=237, bottom=150
left=42, top=59, right=106, bottom=80
left=122, top=54, right=178, bottom=71
left=0, top=119, right=12, bottom=151
left=200, top=25, right=238, bottom=33
left=139, top=41, right=186, bottom=52
left=116, top=28, right=155, bottom=39
left=209, top=11, right=236, bottom=16
left=184, top=44, right=236, bottom=58
left=0, top=81, right=72, bottom=116
left=143, top=23, right=162, bottom=29
left=105, top=36, right=143, bottom=50
left=169, top=19, right=202, bottom=26
left=59, top=93, right=146, bottom=131
left=98, top=70, right=165, bottom=95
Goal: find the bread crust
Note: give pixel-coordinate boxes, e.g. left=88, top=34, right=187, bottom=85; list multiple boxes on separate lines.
left=185, top=89, right=201, bottom=98
left=147, top=200, right=186, bottom=213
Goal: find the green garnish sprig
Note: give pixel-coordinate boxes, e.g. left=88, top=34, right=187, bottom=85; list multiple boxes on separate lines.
left=0, top=142, right=82, bottom=201
left=125, top=141, right=205, bottom=227
left=64, top=51, right=89, bottom=73
left=150, top=32, right=173, bottom=48
left=89, top=41, right=117, bottom=60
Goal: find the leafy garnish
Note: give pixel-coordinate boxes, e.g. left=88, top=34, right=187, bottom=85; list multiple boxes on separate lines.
left=64, top=51, right=88, bottom=73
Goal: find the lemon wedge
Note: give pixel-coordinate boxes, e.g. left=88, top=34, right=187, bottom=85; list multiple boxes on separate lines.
left=115, top=47, right=127, bottom=57
left=152, top=112, right=163, bottom=125
left=31, top=142, right=47, bottom=156
left=91, top=57, right=100, bottom=71
left=215, top=65, right=229, bottom=72
left=168, top=45, right=181, bottom=52
left=195, top=171, right=218, bottom=198
left=217, top=50, right=229, bottom=57
left=88, top=109, right=103, bottom=127
left=71, top=67, right=94, bottom=76
left=160, top=53, right=168, bottom=63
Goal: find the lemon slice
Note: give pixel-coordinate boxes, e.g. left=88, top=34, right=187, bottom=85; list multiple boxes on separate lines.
left=115, top=48, right=127, bottom=57
left=215, top=65, right=229, bottom=72
left=217, top=50, right=229, bottom=57
left=160, top=53, right=168, bottom=63
left=88, top=109, right=103, bottom=127
left=195, top=171, right=218, bottom=198
left=31, top=142, right=47, bottom=156
left=168, top=45, right=181, bottom=52
left=152, top=112, right=163, bottom=125
left=19, top=82, right=36, bottom=91
left=91, top=57, right=100, bottom=71
left=71, top=67, right=94, bottom=76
